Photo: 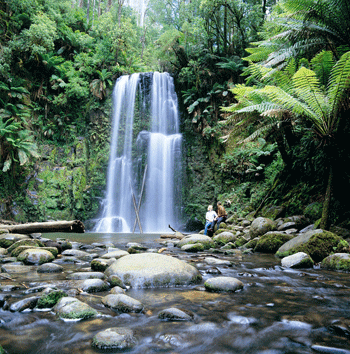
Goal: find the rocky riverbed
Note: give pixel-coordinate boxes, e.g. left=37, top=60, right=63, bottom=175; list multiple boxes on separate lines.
left=0, top=215, right=350, bottom=353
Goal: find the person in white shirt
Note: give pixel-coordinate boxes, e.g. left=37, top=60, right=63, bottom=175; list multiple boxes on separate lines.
left=204, top=204, right=217, bottom=235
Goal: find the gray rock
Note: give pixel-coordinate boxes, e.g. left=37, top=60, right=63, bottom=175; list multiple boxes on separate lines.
left=77, top=279, right=109, bottom=293
left=204, top=276, right=244, bottom=292
left=105, top=253, right=202, bottom=288
left=277, top=222, right=297, bottom=231
left=101, top=250, right=129, bottom=259
left=102, top=294, right=143, bottom=312
left=61, top=249, right=95, bottom=261
left=91, top=258, right=115, bottom=271
left=66, top=271, right=105, bottom=280
left=54, top=296, right=98, bottom=319
left=281, top=252, right=314, bottom=268
left=110, top=286, right=126, bottom=295
left=9, top=296, right=38, bottom=312
left=204, top=257, right=231, bottom=266
left=92, top=327, right=136, bottom=350
left=249, top=217, right=276, bottom=238
left=0, top=248, right=6, bottom=255
left=158, top=307, right=194, bottom=321
left=1, top=264, right=34, bottom=273
left=37, top=263, right=63, bottom=273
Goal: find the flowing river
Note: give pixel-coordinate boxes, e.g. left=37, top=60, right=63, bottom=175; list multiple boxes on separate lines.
left=1, top=232, right=350, bottom=354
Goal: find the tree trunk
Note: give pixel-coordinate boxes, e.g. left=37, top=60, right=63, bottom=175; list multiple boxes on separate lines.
left=0, top=220, right=85, bottom=234
left=319, top=165, right=333, bottom=230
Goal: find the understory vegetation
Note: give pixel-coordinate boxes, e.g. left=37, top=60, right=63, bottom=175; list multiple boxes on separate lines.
left=1, top=0, right=350, bottom=231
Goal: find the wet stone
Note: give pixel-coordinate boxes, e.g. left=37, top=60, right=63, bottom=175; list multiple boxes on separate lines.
left=158, top=307, right=194, bottom=321
left=37, top=263, right=63, bottom=273
left=9, top=296, right=38, bottom=312
left=77, top=279, right=109, bottom=293
left=54, top=296, right=98, bottom=320
left=17, top=248, right=54, bottom=265
left=101, top=294, right=143, bottom=313
left=91, top=258, right=114, bottom=272
left=92, top=327, right=136, bottom=351
left=66, top=271, right=105, bottom=280
left=1, top=264, right=33, bottom=273
left=110, top=286, right=126, bottom=295
left=204, top=276, right=244, bottom=293
left=101, top=249, right=129, bottom=259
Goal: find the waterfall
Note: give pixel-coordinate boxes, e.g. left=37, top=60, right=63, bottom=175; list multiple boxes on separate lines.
left=94, top=72, right=182, bottom=233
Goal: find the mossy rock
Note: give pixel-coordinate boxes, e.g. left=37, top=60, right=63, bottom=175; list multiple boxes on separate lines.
left=213, top=232, right=236, bottom=245
left=234, top=236, right=249, bottom=248
left=242, top=238, right=259, bottom=250
left=321, top=253, right=350, bottom=271
left=0, top=234, right=29, bottom=248
left=181, top=243, right=205, bottom=252
left=276, top=230, right=347, bottom=262
left=54, top=296, right=98, bottom=320
left=11, top=246, right=58, bottom=258
left=37, top=290, right=68, bottom=308
left=254, top=232, right=294, bottom=253
left=7, top=239, right=44, bottom=254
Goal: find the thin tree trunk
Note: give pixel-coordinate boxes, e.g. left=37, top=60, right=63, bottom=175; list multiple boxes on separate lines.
left=320, top=164, right=333, bottom=230
left=87, top=0, right=90, bottom=24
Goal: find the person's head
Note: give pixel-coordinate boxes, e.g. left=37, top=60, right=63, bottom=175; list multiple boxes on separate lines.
left=217, top=201, right=222, bottom=206
left=208, top=205, right=213, bottom=211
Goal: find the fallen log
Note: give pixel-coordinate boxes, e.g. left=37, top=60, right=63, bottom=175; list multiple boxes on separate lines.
left=0, top=220, right=85, bottom=234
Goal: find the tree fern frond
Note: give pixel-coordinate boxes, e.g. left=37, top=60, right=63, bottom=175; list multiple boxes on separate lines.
left=311, top=51, right=335, bottom=86
left=239, top=122, right=279, bottom=144
left=292, top=67, right=329, bottom=122
left=328, top=51, right=350, bottom=113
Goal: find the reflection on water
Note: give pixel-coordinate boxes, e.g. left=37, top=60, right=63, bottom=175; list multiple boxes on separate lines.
left=1, top=233, right=350, bottom=353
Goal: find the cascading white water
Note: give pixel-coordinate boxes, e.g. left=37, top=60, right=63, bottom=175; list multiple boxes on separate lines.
left=94, top=72, right=182, bottom=233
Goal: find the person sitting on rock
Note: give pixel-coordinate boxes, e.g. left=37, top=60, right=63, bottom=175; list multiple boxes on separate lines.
left=216, top=201, right=227, bottom=230
left=204, top=205, right=217, bottom=235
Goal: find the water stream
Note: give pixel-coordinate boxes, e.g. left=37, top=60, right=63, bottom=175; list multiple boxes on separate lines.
left=93, top=72, right=182, bottom=234
left=1, top=233, right=350, bottom=354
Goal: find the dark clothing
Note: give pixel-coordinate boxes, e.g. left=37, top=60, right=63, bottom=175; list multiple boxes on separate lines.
left=216, top=205, right=227, bottom=230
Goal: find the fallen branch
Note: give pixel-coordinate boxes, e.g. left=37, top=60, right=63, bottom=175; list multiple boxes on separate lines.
left=0, top=273, right=29, bottom=288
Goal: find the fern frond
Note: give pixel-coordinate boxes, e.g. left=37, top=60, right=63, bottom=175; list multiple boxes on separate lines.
left=239, top=122, right=279, bottom=144
left=292, top=67, right=329, bottom=123
left=328, top=51, right=350, bottom=115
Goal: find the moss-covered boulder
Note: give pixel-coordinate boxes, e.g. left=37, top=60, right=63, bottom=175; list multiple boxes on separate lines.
left=11, top=246, right=58, bottom=258
left=105, top=253, right=202, bottom=288
left=321, top=253, right=350, bottom=271
left=276, top=229, right=348, bottom=262
left=254, top=232, right=294, bottom=253
left=177, top=234, right=214, bottom=249
left=181, top=243, right=204, bottom=252
left=213, top=232, right=236, bottom=245
left=17, top=248, right=55, bottom=265
left=54, top=296, right=98, bottom=320
left=249, top=217, right=276, bottom=238
left=91, top=258, right=114, bottom=272
left=0, top=234, right=29, bottom=248
left=7, top=239, right=44, bottom=254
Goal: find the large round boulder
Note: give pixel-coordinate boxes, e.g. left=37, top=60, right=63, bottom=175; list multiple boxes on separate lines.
left=276, top=229, right=347, bottom=262
left=105, top=253, right=202, bottom=288
left=17, top=248, right=55, bottom=265
left=249, top=217, right=276, bottom=238
left=254, top=232, right=293, bottom=253
left=321, top=253, right=350, bottom=271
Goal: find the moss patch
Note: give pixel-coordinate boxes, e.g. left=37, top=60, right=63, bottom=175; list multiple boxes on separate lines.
left=37, top=290, right=68, bottom=308
left=254, top=233, right=293, bottom=253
